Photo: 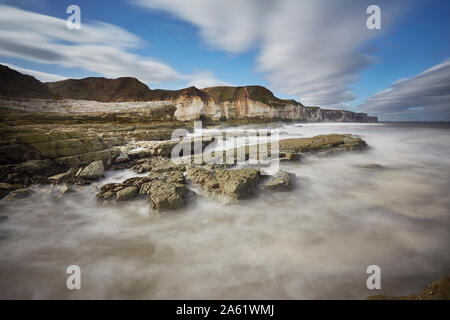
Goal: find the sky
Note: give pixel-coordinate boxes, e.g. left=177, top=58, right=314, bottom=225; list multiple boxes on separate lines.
left=0, top=0, right=449, bottom=121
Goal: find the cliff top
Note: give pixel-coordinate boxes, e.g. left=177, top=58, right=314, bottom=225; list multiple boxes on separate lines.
left=46, top=77, right=153, bottom=102
left=0, top=64, right=303, bottom=107
left=202, top=85, right=303, bottom=107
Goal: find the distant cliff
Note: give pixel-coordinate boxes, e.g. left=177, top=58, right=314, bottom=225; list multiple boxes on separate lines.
left=0, top=64, right=56, bottom=99
left=0, top=64, right=377, bottom=122
left=47, top=77, right=153, bottom=102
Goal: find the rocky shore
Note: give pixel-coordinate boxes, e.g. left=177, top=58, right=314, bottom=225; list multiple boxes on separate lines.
left=0, top=108, right=367, bottom=211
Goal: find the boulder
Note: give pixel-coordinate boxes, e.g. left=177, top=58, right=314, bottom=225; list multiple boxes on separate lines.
left=148, top=180, right=188, bottom=211
left=77, top=160, right=104, bottom=180
left=116, top=186, right=138, bottom=201
left=216, top=168, right=260, bottom=200
left=263, top=170, right=296, bottom=192
left=186, top=167, right=260, bottom=202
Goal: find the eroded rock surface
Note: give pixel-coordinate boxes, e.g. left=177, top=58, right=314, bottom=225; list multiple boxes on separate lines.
left=97, top=158, right=188, bottom=211
left=77, top=160, right=104, bottom=180
left=262, top=170, right=296, bottom=192
left=186, top=166, right=260, bottom=203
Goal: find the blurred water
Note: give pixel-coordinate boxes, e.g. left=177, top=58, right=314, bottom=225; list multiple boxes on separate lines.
left=0, top=122, right=449, bottom=299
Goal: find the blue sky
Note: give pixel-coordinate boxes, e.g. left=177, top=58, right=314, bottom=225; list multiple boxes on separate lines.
left=0, top=0, right=449, bottom=121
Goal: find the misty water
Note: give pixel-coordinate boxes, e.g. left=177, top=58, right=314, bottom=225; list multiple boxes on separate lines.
left=0, top=123, right=449, bottom=299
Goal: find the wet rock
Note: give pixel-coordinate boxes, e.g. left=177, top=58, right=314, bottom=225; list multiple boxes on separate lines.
left=279, top=134, right=366, bottom=155
left=116, top=186, right=138, bottom=201
left=148, top=180, right=188, bottom=211
left=360, top=163, right=385, bottom=170
left=186, top=167, right=260, bottom=202
left=2, top=188, right=33, bottom=201
left=216, top=168, right=260, bottom=200
left=57, top=184, right=75, bottom=196
left=77, top=160, right=104, bottom=180
left=280, top=152, right=301, bottom=161
left=263, top=170, right=296, bottom=192
left=96, top=161, right=188, bottom=211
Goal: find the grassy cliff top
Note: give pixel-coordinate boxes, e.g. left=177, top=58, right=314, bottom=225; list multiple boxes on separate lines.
left=46, top=77, right=153, bottom=102
left=202, top=85, right=302, bottom=107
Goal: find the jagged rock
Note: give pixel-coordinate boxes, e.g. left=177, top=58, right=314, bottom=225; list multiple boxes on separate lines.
left=151, top=158, right=185, bottom=173
left=116, top=186, right=138, bottom=201
left=77, top=160, right=104, bottom=180
left=148, top=180, right=188, bottom=211
left=186, top=167, right=260, bottom=202
left=132, top=160, right=152, bottom=173
left=216, top=168, right=260, bottom=200
left=96, top=161, right=188, bottom=210
left=185, top=167, right=219, bottom=191
left=263, top=170, right=296, bottom=192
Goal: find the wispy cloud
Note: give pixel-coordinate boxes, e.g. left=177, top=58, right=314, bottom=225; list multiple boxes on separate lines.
left=187, top=71, right=231, bottom=88
left=134, top=0, right=401, bottom=107
left=0, top=4, right=182, bottom=84
left=358, top=59, right=450, bottom=121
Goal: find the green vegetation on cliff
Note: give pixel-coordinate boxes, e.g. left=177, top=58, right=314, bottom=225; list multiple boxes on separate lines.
left=202, top=85, right=303, bottom=108
left=47, top=77, right=154, bottom=102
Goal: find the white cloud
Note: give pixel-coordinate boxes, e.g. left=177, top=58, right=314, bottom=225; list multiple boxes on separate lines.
left=134, top=0, right=401, bottom=106
left=187, top=71, right=231, bottom=88
left=358, top=59, right=450, bottom=121
left=1, top=62, right=67, bottom=82
left=0, top=4, right=182, bottom=84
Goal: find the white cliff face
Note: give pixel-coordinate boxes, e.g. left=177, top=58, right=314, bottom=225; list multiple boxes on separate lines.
left=0, top=96, right=377, bottom=122
left=173, top=97, right=207, bottom=121
left=171, top=95, right=378, bottom=122
left=171, top=96, right=308, bottom=121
